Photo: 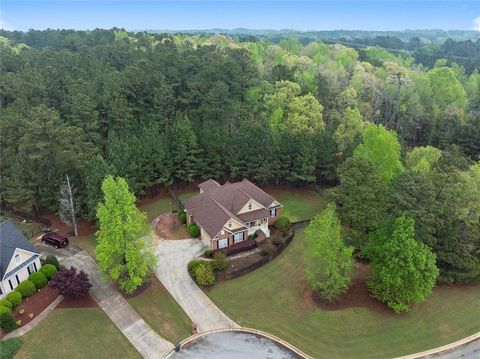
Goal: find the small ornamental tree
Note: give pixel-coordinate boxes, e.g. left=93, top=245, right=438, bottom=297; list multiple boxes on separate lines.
left=305, top=204, right=354, bottom=302
left=50, top=266, right=92, bottom=298
left=367, top=215, right=439, bottom=313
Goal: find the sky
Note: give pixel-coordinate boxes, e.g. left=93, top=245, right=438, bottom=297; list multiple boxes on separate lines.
left=1, top=1, right=480, bottom=32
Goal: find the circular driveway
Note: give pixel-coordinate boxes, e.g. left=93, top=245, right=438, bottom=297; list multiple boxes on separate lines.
left=167, top=331, right=303, bottom=359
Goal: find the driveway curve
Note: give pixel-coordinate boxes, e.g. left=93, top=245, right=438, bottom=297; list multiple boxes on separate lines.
left=153, top=238, right=239, bottom=333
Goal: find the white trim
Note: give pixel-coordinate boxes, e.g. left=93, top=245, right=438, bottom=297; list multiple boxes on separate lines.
left=218, top=238, right=228, bottom=249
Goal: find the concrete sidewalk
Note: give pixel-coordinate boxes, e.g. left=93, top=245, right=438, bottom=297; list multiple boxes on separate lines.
left=154, top=239, right=239, bottom=333
left=63, top=251, right=174, bottom=359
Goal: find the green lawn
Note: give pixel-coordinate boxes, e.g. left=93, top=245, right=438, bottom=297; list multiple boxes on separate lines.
left=208, top=230, right=480, bottom=359
left=127, top=279, right=192, bottom=343
left=139, top=192, right=196, bottom=222
left=15, top=308, right=141, bottom=359
left=271, top=189, right=326, bottom=222
left=70, top=235, right=97, bottom=258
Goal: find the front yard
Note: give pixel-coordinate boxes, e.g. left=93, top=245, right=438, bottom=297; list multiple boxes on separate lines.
left=15, top=308, right=141, bottom=359
left=207, top=230, right=480, bottom=358
left=127, top=277, right=192, bottom=343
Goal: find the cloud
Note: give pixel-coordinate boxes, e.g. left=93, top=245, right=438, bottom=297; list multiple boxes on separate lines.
left=474, top=16, right=480, bottom=31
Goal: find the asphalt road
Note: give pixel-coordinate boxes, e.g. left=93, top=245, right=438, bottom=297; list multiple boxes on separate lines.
left=167, top=331, right=302, bottom=359
left=431, top=338, right=480, bottom=359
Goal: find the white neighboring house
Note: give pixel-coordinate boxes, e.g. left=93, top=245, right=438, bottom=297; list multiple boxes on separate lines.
left=0, top=220, right=41, bottom=299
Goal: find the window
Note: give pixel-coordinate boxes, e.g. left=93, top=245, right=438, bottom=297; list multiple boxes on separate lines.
left=27, top=262, right=37, bottom=275
left=218, top=239, right=228, bottom=249
left=270, top=208, right=276, bottom=217
left=248, top=202, right=252, bottom=210
left=234, top=232, right=244, bottom=243
left=15, top=254, right=21, bottom=264
left=228, top=221, right=232, bottom=228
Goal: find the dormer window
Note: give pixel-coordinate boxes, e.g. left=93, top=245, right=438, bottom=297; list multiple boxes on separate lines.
left=248, top=203, right=252, bottom=210
left=15, top=254, right=21, bottom=263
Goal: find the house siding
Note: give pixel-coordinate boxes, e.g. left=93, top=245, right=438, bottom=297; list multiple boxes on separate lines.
left=268, top=207, right=281, bottom=225
left=1, top=257, right=41, bottom=299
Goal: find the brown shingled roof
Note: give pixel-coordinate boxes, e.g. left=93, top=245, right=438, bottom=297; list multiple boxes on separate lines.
left=184, top=179, right=279, bottom=239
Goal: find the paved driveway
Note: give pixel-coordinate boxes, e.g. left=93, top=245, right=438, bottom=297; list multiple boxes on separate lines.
left=34, top=240, right=83, bottom=261
left=154, top=239, right=239, bottom=333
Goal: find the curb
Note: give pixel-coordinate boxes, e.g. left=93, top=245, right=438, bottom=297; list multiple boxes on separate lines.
left=2, top=295, right=64, bottom=340
left=164, top=327, right=313, bottom=359
left=394, top=331, right=480, bottom=359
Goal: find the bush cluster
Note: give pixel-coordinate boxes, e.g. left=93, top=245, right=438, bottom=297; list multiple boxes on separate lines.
left=5, top=291, right=22, bottom=307
left=0, top=299, right=13, bottom=309
left=213, top=252, right=228, bottom=272
left=16, top=280, right=36, bottom=298
left=273, top=217, right=291, bottom=232
left=0, top=306, right=11, bottom=315
left=194, top=263, right=216, bottom=286
left=45, top=255, right=60, bottom=270
left=188, top=223, right=200, bottom=237
left=0, top=312, right=17, bottom=333
left=40, top=264, right=57, bottom=279
left=177, top=210, right=187, bottom=224
left=29, top=272, right=48, bottom=289
left=203, top=249, right=213, bottom=258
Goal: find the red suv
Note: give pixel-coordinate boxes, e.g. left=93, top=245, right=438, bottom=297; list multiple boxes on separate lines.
left=41, top=232, right=69, bottom=248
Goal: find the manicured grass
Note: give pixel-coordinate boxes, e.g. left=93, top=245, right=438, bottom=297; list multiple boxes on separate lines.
left=15, top=308, right=141, bottom=359
left=208, top=230, right=480, bottom=359
left=139, top=192, right=196, bottom=222
left=70, top=235, right=97, bottom=258
left=271, top=189, right=326, bottom=222
left=1, top=338, right=23, bottom=359
left=127, top=279, right=192, bottom=343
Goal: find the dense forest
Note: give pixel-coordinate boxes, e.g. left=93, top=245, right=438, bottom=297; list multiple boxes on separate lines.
left=0, top=29, right=479, bottom=283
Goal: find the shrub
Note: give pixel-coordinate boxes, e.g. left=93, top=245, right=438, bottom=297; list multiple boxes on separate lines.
left=213, top=252, right=228, bottom=272
left=16, top=280, right=36, bottom=298
left=274, top=217, right=291, bottom=232
left=271, top=232, right=284, bottom=245
left=0, top=299, right=12, bottom=309
left=188, top=223, right=200, bottom=237
left=178, top=210, right=187, bottom=224
left=0, top=312, right=17, bottom=333
left=40, top=264, right=57, bottom=279
left=1, top=338, right=23, bottom=359
left=188, top=260, right=204, bottom=275
left=45, top=255, right=60, bottom=270
left=29, top=272, right=48, bottom=289
left=5, top=291, right=22, bottom=307
left=0, top=306, right=11, bottom=315
left=203, top=249, right=212, bottom=258
left=194, top=263, right=215, bottom=286
left=50, top=266, right=92, bottom=298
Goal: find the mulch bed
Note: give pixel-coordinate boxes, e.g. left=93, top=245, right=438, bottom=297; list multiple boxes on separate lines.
left=12, top=286, right=60, bottom=327
left=306, top=263, right=390, bottom=314
left=56, top=293, right=98, bottom=309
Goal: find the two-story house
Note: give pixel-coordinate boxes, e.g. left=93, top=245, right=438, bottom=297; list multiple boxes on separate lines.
left=0, top=220, right=42, bottom=299
left=184, top=179, right=282, bottom=250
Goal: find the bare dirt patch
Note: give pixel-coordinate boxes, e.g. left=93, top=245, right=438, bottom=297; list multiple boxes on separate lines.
left=39, top=211, right=96, bottom=237
left=306, top=262, right=390, bottom=314
left=56, top=293, right=98, bottom=309
left=155, top=213, right=190, bottom=240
